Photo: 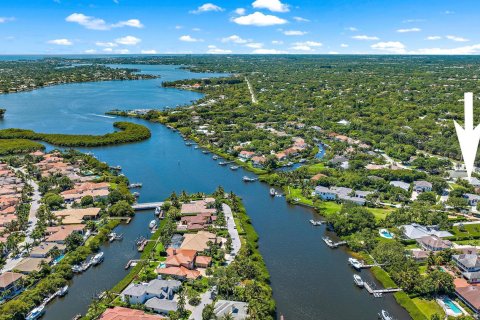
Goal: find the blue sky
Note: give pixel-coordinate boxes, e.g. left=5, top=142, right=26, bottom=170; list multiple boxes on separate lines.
left=1, top=0, right=480, bottom=54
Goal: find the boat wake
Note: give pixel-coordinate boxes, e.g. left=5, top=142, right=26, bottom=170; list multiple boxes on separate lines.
left=88, top=113, right=116, bottom=119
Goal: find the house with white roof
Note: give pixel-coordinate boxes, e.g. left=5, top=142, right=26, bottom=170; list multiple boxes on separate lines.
left=121, top=279, right=181, bottom=305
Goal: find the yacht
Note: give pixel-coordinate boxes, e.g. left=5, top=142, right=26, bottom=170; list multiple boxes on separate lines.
left=219, top=161, right=227, bottom=166
left=72, top=265, right=82, bottom=273
left=202, top=150, right=209, bottom=154
left=353, top=274, right=364, bottom=287
left=243, top=176, right=257, bottom=182
left=322, top=236, right=335, bottom=248
left=309, top=219, right=322, bottom=226
left=26, top=305, right=45, bottom=320
left=155, top=206, right=161, bottom=215
left=57, top=285, right=69, bottom=297
left=132, top=192, right=140, bottom=198
left=270, top=188, right=276, bottom=196
left=212, top=155, right=219, bottom=160
left=348, top=257, right=363, bottom=270
left=379, top=310, right=393, bottom=320
left=128, top=183, right=142, bottom=188
left=91, top=252, right=104, bottom=266
left=230, top=165, right=239, bottom=170
left=149, top=219, right=157, bottom=229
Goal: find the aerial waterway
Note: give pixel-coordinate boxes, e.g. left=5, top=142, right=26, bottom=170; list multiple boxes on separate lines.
left=0, top=61, right=410, bottom=320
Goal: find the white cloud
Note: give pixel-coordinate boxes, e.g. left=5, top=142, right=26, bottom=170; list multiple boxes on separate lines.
left=402, top=18, right=425, bottom=23
left=175, top=25, right=183, bottom=29
left=252, top=0, right=289, bottom=13
left=47, top=38, right=73, bottom=46
left=446, top=35, right=469, bottom=42
left=426, top=36, right=442, bottom=40
left=340, top=43, right=349, bottom=48
left=245, top=42, right=264, bottom=48
left=233, top=12, right=287, bottom=26
left=141, top=50, right=157, bottom=54
left=222, top=35, right=248, bottom=44
left=235, top=8, right=246, bottom=15
left=0, top=17, right=15, bottom=23
left=352, top=35, right=379, bottom=40
left=291, top=45, right=314, bottom=51
left=179, top=35, right=203, bottom=42
left=293, top=16, right=310, bottom=22
left=112, top=19, right=144, bottom=28
left=272, top=40, right=283, bottom=45
left=397, top=27, right=421, bottom=33
left=115, top=35, right=141, bottom=45
left=103, top=48, right=113, bottom=52
left=95, top=41, right=118, bottom=47
left=283, top=30, right=307, bottom=36
left=413, top=44, right=480, bottom=55
left=66, top=13, right=143, bottom=30
left=115, top=49, right=130, bottom=54
left=192, top=28, right=201, bottom=32
left=84, top=49, right=96, bottom=54
left=252, top=48, right=288, bottom=54
left=207, top=45, right=232, bottom=54
left=291, top=41, right=322, bottom=51
left=191, top=3, right=224, bottom=14
left=346, top=27, right=358, bottom=31
left=371, top=41, right=406, bottom=53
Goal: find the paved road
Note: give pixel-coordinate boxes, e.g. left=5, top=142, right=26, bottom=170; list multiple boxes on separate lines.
left=1, top=172, right=41, bottom=272
left=188, top=203, right=241, bottom=320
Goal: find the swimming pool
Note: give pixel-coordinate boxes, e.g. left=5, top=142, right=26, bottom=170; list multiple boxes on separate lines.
left=379, top=229, right=394, bottom=239
left=443, top=297, right=462, bottom=315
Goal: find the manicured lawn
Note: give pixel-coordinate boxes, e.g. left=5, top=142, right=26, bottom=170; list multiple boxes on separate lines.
left=306, top=162, right=325, bottom=174
left=286, top=187, right=314, bottom=206
left=318, top=201, right=342, bottom=216
left=368, top=207, right=394, bottom=221
left=412, top=298, right=445, bottom=319
left=451, top=223, right=480, bottom=237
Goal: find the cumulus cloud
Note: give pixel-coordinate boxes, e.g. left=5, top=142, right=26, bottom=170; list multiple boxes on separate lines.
left=141, top=50, right=157, bottom=54
left=233, top=12, right=287, bottom=26
left=235, top=8, right=246, bottom=15
left=252, top=0, right=289, bottom=12
left=47, top=38, right=73, bottom=46
left=115, top=35, right=141, bottom=45
left=346, top=27, right=358, bottom=31
left=190, top=3, right=224, bottom=14
left=426, top=36, right=442, bottom=40
left=0, top=17, right=15, bottom=23
left=293, top=16, right=310, bottom=22
left=446, top=35, right=469, bottom=42
left=371, top=41, right=406, bottom=53
left=207, top=45, right=232, bottom=54
left=95, top=41, right=118, bottom=47
left=352, top=35, right=379, bottom=40
left=340, top=43, right=349, bottom=48
left=84, top=49, right=97, bottom=54
left=283, top=30, right=307, bottom=36
left=272, top=40, right=283, bottom=45
left=221, top=35, right=248, bottom=44
left=252, top=48, right=288, bottom=54
left=179, top=35, right=203, bottom=42
left=291, top=41, right=322, bottom=51
left=245, top=42, right=264, bottom=48
left=413, top=44, right=480, bottom=55
left=397, top=27, right=421, bottom=33
left=66, top=13, right=143, bottom=30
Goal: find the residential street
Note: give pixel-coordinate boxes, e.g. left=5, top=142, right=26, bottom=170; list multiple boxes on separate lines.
left=188, top=203, right=241, bottom=320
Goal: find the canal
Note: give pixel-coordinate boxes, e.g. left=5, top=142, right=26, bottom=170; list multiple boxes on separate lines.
left=0, top=63, right=410, bottom=320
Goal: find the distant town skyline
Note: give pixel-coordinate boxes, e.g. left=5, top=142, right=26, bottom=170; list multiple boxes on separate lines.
left=1, top=0, right=480, bottom=55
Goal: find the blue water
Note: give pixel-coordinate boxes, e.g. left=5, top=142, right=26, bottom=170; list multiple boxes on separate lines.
left=443, top=298, right=462, bottom=314
left=0, top=63, right=410, bottom=320
left=315, top=143, right=326, bottom=159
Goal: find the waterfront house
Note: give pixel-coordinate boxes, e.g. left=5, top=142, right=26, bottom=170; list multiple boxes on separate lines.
left=413, top=181, right=432, bottom=192
left=121, top=279, right=181, bottom=304
left=145, top=297, right=178, bottom=315
left=456, top=286, right=480, bottom=315
left=99, top=307, right=164, bottom=320
left=180, top=231, right=218, bottom=252
left=180, top=199, right=216, bottom=215
left=30, top=242, right=65, bottom=258
left=401, top=223, right=453, bottom=240
left=14, top=257, right=51, bottom=274
left=251, top=156, right=267, bottom=168
left=214, top=300, right=249, bottom=320
left=53, top=207, right=101, bottom=225
left=453, top=254, right=480, bottom=283
left=389, top=181, right=410, bottom=191
left=0, top=272, right=24, bottom=299
left=178, top=213, right=215, bottom=231
left=165, top=248, right=197, bottom=269
left=314, top=186, right=336, bottom=200
left=416, top=235, right=452, bottom=251
left=156, top=266, right=201, bottom=280
left=354, top=190, right=374, bottom=199
left=238, top=151, right=255, bottom=161
left=45, top=224, right=85, bottom=244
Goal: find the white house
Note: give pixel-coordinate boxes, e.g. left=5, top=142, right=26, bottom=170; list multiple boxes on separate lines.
left=121, top=279, right=181, bottom=305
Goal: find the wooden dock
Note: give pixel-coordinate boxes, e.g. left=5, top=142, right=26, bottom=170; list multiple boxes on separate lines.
left=132, top=202, right=164, bottom=211
left=364, top=282, right=401, bottom=296
left=359, top=263, right=385, bottom=269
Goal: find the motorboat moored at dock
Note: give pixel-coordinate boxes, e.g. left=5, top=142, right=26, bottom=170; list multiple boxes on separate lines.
left=309, top=219, right=323, bottom=226
left=348, top=257, right=363, bottom=270
left=230, top=165, right=239, bottom=170
left=26, top=305, right=45, bottom=320
left=378, top=310, right=394, bottom=320
left=243, top=176, right=257, bottom=182
left=91, top=252, right=104, bottom=266
left=353, top=274, right=364, bottom=287
left=57, top=285, right=69, bottom=297
left=149, top=219, right=157, bottom=229
left=270, top=188, right=276, bottom=196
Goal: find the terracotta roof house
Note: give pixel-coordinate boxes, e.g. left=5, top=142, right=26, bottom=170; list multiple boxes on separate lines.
left=456, top=286, right=480, bottom=315
left=99, top=307, right=164, bottom=320
left=417, top=236, right=452, bottom=251
left=310, top=173, right=327, bottom=181
left=54, top=207, right=101, bottom=224
left=156, top=266, right=201, bottom=280
left=45, top=224, right=85, bottom=243
left=195, top=255, right=212, bottom=268
left=178, top=213, right=214, bottom=231
left=165, top=248, right=197, bottom=269
left=0, top=272, right=23, bottom=297
left=251, top=156, right=267, bottom=168
left=180, top=231, right=217, bottom=252
left=238, top=151, right=255, bottom=161
left=14, top=257, right=51, bottom=274
left=180, top=199, right=216, bottom=215
left=30, top=242, right=65, bottom=258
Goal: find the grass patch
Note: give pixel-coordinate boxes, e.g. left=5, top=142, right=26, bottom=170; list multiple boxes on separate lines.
left=412, top=297, right=445, bottom=319
left=368, top=207, right=394, bottom=221
left=306, top=162, right=325, bottom=174
left=317, top=201, right=342, bottom=216
left=0, top=122, right=151, bottom=147
left=285, top=187, right=314, bottom=206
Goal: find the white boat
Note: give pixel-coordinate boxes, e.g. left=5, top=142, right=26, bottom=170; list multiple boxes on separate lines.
left=348, top=257, right=363, bottom=270
left=243, top=176, right=257, bottom=182
left=309, top=219, right=322, bottom=226
left=132, top=192, right=140, bottom=198
left=91, top=252, right=104, bottom=266
left=57, top=285, right=68, bottom=297
left=322, top=236, right=335, bottom=248
left=230, top=165, right=239, bottom=170
left=108, top=233, right=116, bottom=242
left=212, top=155, right=219, bottom=160
left=155, top=206, right=161, bottom=215
left=128, top=183, right=143, bottom=188
left=72, top=265, right=82, bottom=273
left=270, top=188, right=276, bottom=196
left=379, top=310, right=393, bottom=320
left=149, top=219, right=157, bottom=229
left=353, top=274, right=364, bottom=287
left=26, top=305, right=45, bottom=320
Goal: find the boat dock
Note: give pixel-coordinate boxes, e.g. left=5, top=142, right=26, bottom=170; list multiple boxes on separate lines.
left=322, top=237, right=347, bottom=248
left=359, top=263, right=385, bottom=269
left=132, top=202, right=164, bottom=211
left=364, top=282, right=402, bottom=296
